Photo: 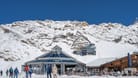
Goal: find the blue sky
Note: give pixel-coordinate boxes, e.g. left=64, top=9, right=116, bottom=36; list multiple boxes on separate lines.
left=0, top=0, right=138, bottom=25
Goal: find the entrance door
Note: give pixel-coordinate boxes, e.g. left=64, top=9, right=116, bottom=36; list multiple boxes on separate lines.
left=56, top=64, right=61, bottom=75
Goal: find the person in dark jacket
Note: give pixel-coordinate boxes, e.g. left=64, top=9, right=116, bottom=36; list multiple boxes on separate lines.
left=14, top=67, right=19, bottom=78
left=46, top=64, right=52, bottom=78
left=9, top=67, right=13, bottom=78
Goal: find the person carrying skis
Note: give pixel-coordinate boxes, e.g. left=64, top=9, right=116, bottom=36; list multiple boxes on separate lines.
left=14, top=67, right=19, bottom=78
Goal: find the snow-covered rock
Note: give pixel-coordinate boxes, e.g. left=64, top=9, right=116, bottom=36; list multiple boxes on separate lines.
left=0, top=20, right=138, bottom=71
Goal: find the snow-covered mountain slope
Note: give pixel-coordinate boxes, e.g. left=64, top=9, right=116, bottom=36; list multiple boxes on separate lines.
left=0, top=20, right=138, bottom=70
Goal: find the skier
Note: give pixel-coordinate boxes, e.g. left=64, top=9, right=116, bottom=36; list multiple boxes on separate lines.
left=14, top=67, right=19, bottom=78
left=24, top=64, right=29, bottom=78
left=9, top=67, right=14, bottom=78
left=52, top=64, right=58, bottom=78
left=46, top=64, right=52, bottom=78
left=28, top=65, right=33, bottom=78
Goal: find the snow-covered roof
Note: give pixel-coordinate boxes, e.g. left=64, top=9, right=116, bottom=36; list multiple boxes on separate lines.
left=86, top=57, right=117, bottom=67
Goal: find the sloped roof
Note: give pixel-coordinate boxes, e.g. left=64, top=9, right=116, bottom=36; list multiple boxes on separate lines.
left=86, top=57, right=117, bottom=67
left=26, top=58, right=79, bottom=65
left=26, top=45, right=84, bottom=64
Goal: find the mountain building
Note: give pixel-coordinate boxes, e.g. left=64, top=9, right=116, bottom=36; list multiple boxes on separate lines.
left=73, top=43, right=96, bottom=56
left=24, top=45, right=85, bottom=75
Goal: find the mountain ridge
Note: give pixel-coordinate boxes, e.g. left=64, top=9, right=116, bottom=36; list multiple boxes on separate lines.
left=0, top=20, right=137, bottom=67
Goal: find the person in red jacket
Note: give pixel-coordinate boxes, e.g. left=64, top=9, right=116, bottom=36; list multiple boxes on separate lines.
left=24, top=64, right=29, bottom=78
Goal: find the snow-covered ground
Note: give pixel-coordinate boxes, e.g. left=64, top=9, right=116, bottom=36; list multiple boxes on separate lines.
left=0, top=73, right=138, bottom=78
left=32, top=75, right=138, bottom=78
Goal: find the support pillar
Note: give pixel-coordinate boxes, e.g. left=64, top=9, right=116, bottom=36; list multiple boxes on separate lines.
left=61, top=64, right=65, bottom=75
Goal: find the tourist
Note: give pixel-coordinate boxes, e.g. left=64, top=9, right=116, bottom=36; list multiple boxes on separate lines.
left=52, top=64, right=58, bottom=78
left=28, top=65, right=33, bottom=78
left=46, top=64, right=52, bottom=78
left=0, top=70, right=3, bottom=76
left=24, top=64, right=29, bottom=78
left=14, top=67, right=19, bottom=78
left=9, top=67, right=14, bottom=78
left=6, top=69, right=9, bottom=76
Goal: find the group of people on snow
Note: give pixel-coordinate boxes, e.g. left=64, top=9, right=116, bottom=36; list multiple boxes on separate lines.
left=8, top=67, right=19, bottom=78
left=24, top=64, right=58, bottom=78
left=24, top=64, right=33, bottom=78
left=0, top=64, right=58, bottom=78
left=0, top=67, right=19, bottom=78
left=46, top=64, right=58, bottom=78
left=24, top=64, right=57, bottom=78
